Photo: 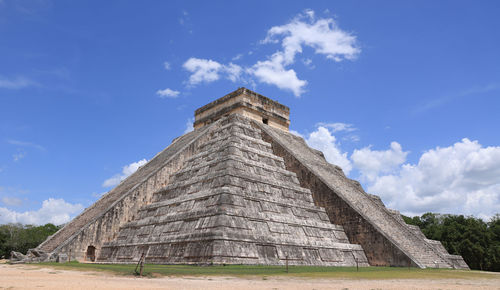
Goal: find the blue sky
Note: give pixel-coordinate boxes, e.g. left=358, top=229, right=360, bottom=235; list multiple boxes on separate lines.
left=1, top=0, right=499, bottom=224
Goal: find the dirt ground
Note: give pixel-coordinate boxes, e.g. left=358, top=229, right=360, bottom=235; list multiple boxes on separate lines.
left=1, top=264, right=499, bottom=290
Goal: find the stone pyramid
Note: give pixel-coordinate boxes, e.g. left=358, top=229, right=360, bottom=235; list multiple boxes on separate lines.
left=38, top=88, right=468, bottom=269
left=97, top=114, right=367, bottom=265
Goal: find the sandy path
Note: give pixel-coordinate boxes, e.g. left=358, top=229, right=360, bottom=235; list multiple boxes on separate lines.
left=1, top=264, right=499, bottom=290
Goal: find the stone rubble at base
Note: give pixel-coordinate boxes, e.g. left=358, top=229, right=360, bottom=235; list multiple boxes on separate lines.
left=9, top=249, right=66, bottom=264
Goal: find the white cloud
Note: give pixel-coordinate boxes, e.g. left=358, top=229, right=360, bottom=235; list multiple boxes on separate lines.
left=156, top=88, right=180, bottom=98
left=180, top=10, right=359, bottom=96
left=304, top=9, right=315, bottom=20
left=249, top=52, right=307, bottom=96
left=294, top=121, right=500, bottom=219
left=1, top=196, right=23, bottom=206
left=183, top=58, right=223, bottom=85
left=0, top=198, right=84, bottom=225
left=305, top=126, right=352, bottom=174
left=263, top=10, right=359, bottom=65
left=366, top=138, right=500, bottom=219
left=182, top=58, right=242, bottom=86
left=248, top=10, right=358, bottom=96
left=163, top=62, right=171, bottom=70
left=102, top=159, right=148, bottom=188
left=351, top=142, right=408, bottom=182
left=225, top=63, right=243, bottom=82
left=0, top=76, right=37, bottom=89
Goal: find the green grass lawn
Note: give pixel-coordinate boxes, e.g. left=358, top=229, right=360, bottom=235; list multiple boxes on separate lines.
left=31, top=261, right=499, bottom=280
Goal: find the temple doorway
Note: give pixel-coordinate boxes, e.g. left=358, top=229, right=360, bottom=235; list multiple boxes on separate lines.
left=86, top=245, right=96, bottom=262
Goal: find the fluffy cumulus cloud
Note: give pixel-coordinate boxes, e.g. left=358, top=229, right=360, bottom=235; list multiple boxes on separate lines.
left=249, top=53, right=307, bottom=97
left=182, top=58, right=242, bottom=86
left=224, top=63, right=243, bottom=83
left=298, top=123, right=360, bottom=174
left=183, top=58, right=223, bottom=85
left=367, top=139, right=500, bottom=219
left=180, top=10, right=359, bottom=97
left=156, top=88, right=180, bottom=98
left=263, top=9, right=359, bottom=64
left=304, top=126, right=352, bottom=175
left=102, top=159, right=148, bottom=188
left=294, top=124, right=500, bottom=218
left=0, top=198, right=84, bottom=225
left=351, top=142, right=408, bottom=182
left=248, top=9, right=359, bottom=96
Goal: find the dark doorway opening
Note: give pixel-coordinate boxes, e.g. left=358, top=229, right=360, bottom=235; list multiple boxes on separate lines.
left=86, top=245, right=96, bottom=262
left=262, top=118, right=269, bottom=125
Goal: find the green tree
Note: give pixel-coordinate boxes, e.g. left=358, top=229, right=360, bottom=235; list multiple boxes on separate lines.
left=403, top=212, right=500, bottom=272
left=0, top=223, right=61, bottom=258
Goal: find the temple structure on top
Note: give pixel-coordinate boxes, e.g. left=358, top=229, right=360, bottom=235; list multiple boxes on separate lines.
left=36, top=88, right=469, bottom=269
left=194, top=87, right=290, bottom=131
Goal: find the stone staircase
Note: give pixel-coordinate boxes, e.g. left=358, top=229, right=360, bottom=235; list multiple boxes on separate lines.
left=257, top=122, right=467, bottom=269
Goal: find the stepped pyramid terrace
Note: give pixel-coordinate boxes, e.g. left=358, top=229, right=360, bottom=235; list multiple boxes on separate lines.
left=36, top=88, right=468, bottom=269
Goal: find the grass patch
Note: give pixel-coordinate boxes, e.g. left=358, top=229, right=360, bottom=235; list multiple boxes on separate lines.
left=32, top=261, right=498, bottom=280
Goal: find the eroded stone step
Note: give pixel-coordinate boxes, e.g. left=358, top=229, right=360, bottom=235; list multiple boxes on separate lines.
left=144, top=186, right=327, bottom=215
left=173, top=155, right=299, bottom=183
left=154, top=170, right=312, bottom=204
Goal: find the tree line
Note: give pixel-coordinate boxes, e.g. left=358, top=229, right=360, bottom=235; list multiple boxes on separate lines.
left=0, top=223, right=61, bottom=259
left=403, top=213, right=500, bottom=272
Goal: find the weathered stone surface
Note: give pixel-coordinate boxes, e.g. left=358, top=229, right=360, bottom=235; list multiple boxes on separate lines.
left=10, top=251, right=27, bottom=262
left=36, top=87, right=468, bottom=269
left=27, top=248, right=49, bottom=260
left=194, top=87, right=290, bottom=131
left=10, top=249, right=57, bottom=264
left=97, top=115, right=367, bottom=266
left=255, top=120, right=468, bottom=269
